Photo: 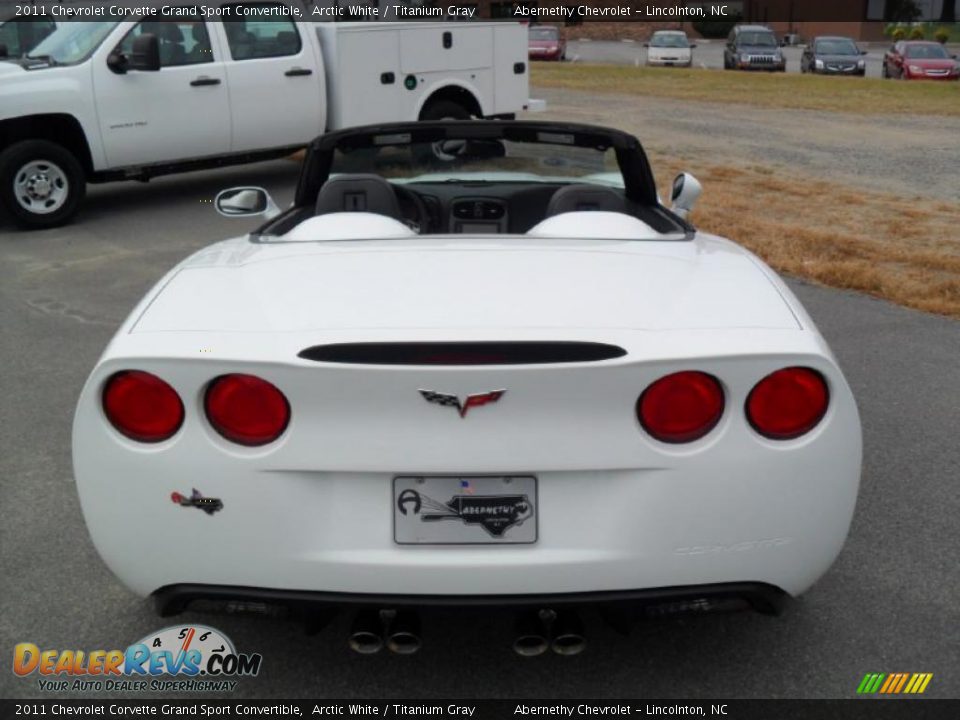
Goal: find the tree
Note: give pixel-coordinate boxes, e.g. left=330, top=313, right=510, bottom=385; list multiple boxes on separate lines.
left=883, top=0, right=922, bottom=21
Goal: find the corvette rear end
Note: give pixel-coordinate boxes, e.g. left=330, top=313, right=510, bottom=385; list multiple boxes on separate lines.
left=73, top=121, right=861, bottom=651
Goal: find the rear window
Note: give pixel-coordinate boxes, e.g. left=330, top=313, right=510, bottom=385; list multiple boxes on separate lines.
left=737, top=31, right=777, bottom=47
left=814, top=38, right=858, bottom=55
left=530, top=27, right=559, bottom=41
left=222, top=5, right=302, bottom=60
left=905, top=44, right=948, bottom=59
left=651, top=33, right=689, bottom=48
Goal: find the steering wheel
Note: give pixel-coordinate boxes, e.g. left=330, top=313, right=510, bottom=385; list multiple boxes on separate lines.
left=393, top=185, right=430, bottom=233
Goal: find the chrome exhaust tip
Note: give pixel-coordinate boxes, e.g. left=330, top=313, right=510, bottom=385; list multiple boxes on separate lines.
left=348, top=610, right=384, bottom=654
left=386, top=610, right=422, bottom=655
left=512, top=610, right=550, bottom=657
left=550, top=610, right=586, bottom=656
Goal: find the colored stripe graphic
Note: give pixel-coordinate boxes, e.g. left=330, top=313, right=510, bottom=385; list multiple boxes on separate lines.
left=857, top=673, right=932, bottom=694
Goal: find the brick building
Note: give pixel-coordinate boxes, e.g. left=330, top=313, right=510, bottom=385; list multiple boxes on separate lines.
left=431, top=0, right=957, bottom=40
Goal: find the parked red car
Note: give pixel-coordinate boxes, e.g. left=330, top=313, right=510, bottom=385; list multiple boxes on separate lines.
left=528, top=25, right=566, bottom=62
left=882, top=40, right=960, bottom=80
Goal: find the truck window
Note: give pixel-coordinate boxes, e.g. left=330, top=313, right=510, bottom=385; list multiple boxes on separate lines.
left=26, top=21, right=118, bottom=64
left=0, top=21, right=22, bottom=56
left=0, top=19, right=56, bottom=57
left=222, top=6, right=302, bottom=60
left=116, top=19, right=213, bottom=67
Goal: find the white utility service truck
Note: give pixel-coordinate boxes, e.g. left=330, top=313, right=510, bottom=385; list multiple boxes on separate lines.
left=0, top=3, right=531, bottom=228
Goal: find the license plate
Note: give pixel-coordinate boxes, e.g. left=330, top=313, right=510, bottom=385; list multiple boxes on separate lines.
left=393, top=475, right=537, bottom=545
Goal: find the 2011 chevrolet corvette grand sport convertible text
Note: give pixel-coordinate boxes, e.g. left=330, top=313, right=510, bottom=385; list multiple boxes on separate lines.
left=73, top=121, right=861, bottom=655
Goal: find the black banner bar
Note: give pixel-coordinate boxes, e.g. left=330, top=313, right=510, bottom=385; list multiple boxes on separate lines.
left=1, top=700, right=959, bottom=719
left=2, top=1, right=958, bottom=24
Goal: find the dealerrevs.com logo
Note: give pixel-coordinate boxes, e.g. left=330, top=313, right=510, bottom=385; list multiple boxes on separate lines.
left=13, top=625, right=262, bottom=692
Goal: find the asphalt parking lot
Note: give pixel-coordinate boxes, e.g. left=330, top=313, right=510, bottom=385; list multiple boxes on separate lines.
left=563, top=39, right=960, bottom=79
left=1, top=119, right=958, bottom=698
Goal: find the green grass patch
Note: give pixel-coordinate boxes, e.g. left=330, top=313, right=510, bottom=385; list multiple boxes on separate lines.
left=531, top=63, right=960, bottom=117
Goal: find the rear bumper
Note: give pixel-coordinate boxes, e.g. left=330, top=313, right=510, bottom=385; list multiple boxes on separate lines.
left=816, top=68, right=866, bottom=76
left=75, top=351, right=861, bottom=603
left=737, top=62, right=786, bottom=71
left=154, top=581, right=789, bottom=617
left=905, top=73, right=959, bottom=80
left=647, top=59, right=693, bottom=67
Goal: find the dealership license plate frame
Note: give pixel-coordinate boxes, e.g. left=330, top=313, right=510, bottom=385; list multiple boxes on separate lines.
left=393, top=475, right=538, bottom=545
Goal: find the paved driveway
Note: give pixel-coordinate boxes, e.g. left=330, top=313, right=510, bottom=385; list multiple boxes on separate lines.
left=1, top=153, right=957, bottom=699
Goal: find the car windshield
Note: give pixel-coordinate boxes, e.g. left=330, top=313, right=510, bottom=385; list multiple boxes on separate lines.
left=27, top=21, right=118, bottom=64
left=905, top=44, right=949, bottom=59
left=814, top=38, right=858, bottom=55
left=529, top=27, right=558, bottom=41
left=651, top=34, right=689, bottom=48
left=331, top=132, right=621, bottom=187
left=738, top=32, right=776, bottom=47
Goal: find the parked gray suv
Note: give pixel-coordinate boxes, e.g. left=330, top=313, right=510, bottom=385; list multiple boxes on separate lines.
left=724, top=25, right=786, bottom=72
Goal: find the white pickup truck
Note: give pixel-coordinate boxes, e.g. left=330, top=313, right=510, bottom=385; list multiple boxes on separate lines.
left=0, top=5, right=531, bottom=229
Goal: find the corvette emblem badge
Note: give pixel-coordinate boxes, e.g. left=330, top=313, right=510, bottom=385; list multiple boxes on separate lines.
left=419, top=389, right=506, bottom=418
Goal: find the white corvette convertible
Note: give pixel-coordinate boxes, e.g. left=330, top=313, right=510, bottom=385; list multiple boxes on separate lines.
left=74, top=121, right=861, bottom=655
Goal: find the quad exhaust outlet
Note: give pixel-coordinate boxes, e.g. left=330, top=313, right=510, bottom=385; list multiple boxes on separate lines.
left=348, top=610, right=422, bottom=655
left=512, top=609, right=586, bottom=657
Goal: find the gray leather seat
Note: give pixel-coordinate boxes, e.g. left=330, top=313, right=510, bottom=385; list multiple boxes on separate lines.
left=546, top=184, right=626, bottom=217
left=187, top=23, right=212, bottom=64
left=142, top=22, right=186, bottom=66
left=315, top=174, right=403, bottom=220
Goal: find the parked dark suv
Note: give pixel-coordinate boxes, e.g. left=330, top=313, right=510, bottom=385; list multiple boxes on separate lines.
left=724, top=25, right=786, bottom=72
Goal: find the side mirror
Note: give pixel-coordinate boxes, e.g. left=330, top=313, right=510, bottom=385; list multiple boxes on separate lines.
left=215, top=187, right=281, bottom=219
left=690, top=43, right=697, bottom=49
left=860, top=49, right=868, bottom=55
left=670, top=172, right=702, bottom=221
left=0, top=44, right=8, bottom=59
left=643, top=42, right=649, bottom=47
left=129, top=34, right=161, bottom=72
left=106, top=51, right=128, bottom=74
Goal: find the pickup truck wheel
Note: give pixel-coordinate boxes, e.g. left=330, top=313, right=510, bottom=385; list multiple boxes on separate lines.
left=419, top=100, right=471, bottom=163
left=0, top=140, right=86, bottom=229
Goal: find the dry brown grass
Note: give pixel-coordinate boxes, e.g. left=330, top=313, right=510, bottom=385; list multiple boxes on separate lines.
left=532, top=63, right=960, bottom=117
left=650, top=154, right=960, bottom=318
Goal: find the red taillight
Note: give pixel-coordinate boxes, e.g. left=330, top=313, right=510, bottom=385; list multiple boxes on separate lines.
left=637, top=371, right=724, bottom=443
left=102, top=371, right=184, bottom=443
left=746, top=367, right=829, bottom=440
left=204, top=374, right=290, bottom=446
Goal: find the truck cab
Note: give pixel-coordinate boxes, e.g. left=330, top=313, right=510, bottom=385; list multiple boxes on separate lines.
left=0, top=5, right=530, bottom=229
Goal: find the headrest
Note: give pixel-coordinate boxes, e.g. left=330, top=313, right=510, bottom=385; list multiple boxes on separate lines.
left=526, top=211, right=664, bottom=240
left=192, top=23, right=209, bottom=44
left=546, top=184, right=626, bottom=217
left=315, top=174, right=403, bottom=221
left=142, top=22, right=183, bottom=43
left=284, top=213, right=416, bottom=242
left=275, top=31, right=298, bottom=52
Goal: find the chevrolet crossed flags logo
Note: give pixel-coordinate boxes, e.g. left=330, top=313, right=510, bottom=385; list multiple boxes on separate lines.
left=419, top=389, right=506, bottom=418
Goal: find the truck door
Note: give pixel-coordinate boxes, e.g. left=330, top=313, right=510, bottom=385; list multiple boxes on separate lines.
left=92, top=18, right=231, bottom=168
left=214, top=7, right=324, bottom=152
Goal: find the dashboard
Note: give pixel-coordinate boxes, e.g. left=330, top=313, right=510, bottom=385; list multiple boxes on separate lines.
left=395, top=182, right=561, bottom=235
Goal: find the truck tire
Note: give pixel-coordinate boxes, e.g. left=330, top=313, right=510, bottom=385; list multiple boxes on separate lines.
left=418, top=100, right=472, bottom=164
left=0, top=140, right=86, bottom=230
left=420, top=99, right=471, bottom=123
